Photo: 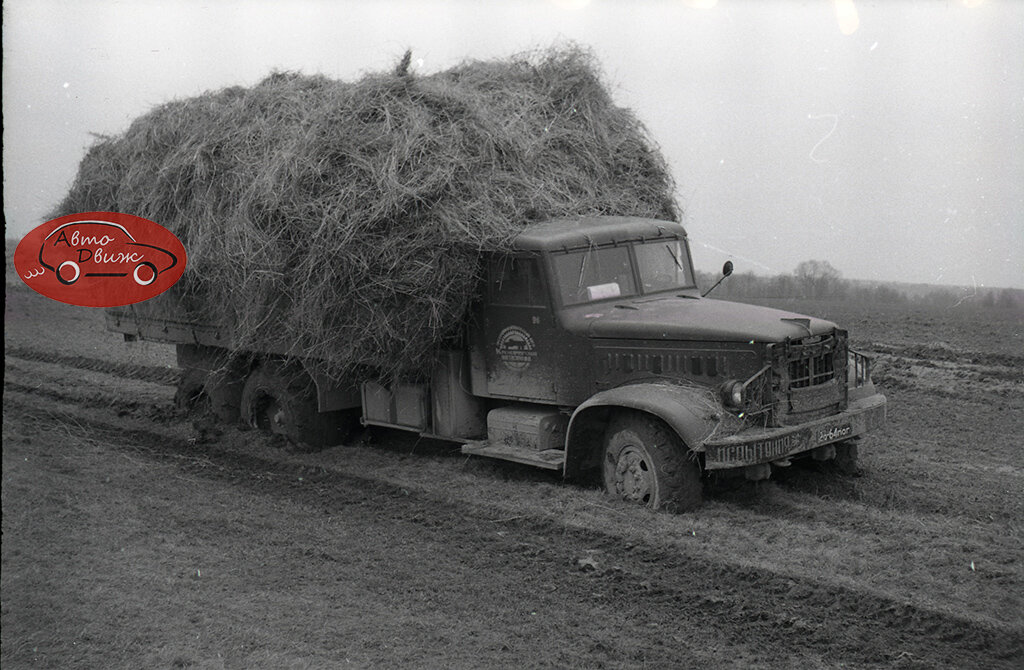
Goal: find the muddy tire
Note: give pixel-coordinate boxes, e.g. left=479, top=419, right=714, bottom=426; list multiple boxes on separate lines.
left=602, top=412, right=703, bottom=512
left=240, top=361, right=352, bottom=451
left=175, top=367, right=209, bottom=411
left=174, top=345, right=246, bottom=424
left=175, top=365, right=245, bottom=424
left=204, top=369, right=245, bottom=424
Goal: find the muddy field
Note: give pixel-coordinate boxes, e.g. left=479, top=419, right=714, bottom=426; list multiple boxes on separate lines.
left=3, top=278, right=1023, bottom=669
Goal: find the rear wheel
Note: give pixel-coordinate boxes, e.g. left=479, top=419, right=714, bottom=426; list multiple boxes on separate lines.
left=204, top=367, right=245, bottom=424
left=175, top=367, right=208, bottom=411
left=240, top=361, right=355, bottom=451
left=602, top=412, right=703, bottom=512
left=174, top=345, right=246, bottom=424
left=174, top=362, right=244, bottom=424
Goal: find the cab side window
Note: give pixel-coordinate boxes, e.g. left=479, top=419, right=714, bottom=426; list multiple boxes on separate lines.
left=489, top=256, right=545, bottom=307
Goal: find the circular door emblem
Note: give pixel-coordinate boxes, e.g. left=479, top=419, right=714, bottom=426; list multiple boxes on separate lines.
left=496, top=326, right=537, bottom=371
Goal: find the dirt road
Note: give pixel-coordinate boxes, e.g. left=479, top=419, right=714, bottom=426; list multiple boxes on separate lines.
left=3, top=284, right=1022, bottom=669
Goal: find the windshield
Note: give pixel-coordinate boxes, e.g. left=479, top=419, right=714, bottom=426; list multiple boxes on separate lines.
left=552, top=246, right=637, bottom=306
left=635, top=240, right=695, bottom=292
left=551, top=240, right=695, bottom=305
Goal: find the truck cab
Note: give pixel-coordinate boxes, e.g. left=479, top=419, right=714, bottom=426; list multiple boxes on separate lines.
left=458, top=216, right=886, bottom=510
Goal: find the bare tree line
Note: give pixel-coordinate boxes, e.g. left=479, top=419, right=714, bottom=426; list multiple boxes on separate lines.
left=697, top=260, right=1023, bottom=310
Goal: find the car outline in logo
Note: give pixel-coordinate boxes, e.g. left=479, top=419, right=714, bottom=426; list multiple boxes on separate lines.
left=38, top=220, right=179, bottom=286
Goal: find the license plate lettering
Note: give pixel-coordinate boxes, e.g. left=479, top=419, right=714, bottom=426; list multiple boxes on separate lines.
left=816, top=423, right=852, bottom=444
left=712, top=434, right=800, bottom=465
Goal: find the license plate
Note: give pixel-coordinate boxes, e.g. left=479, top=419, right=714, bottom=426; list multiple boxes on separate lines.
left=815, top=423, right=852, bottom=445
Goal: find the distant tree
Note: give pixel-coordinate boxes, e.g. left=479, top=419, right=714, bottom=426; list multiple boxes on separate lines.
left=695, top=259, right=1010, bottom=309
left=924, top=288, right=957, bottom=308
left=727, top=272, right=759, bottom=298
left=794, top=260, right=844, bottom=298
left=771, top=273, right=798, bottom=298
left=695, top=270, right=716, bottom=294
left=996, top=288, right=1023, bottom=310
left=870, top=284, right=908, bottom=305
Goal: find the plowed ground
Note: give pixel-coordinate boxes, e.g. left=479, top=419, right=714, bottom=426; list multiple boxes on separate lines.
left=3, top=285, right=1022, bottom=669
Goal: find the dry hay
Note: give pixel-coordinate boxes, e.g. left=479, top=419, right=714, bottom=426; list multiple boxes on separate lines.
left=54, top=46, right=679, bottom=381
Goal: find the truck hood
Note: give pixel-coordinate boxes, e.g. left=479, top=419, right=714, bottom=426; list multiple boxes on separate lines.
left=565, top=296, right=837, bottom=343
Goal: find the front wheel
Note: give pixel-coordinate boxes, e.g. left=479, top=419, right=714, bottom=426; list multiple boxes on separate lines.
left=602, top=412, right=703, bottom=512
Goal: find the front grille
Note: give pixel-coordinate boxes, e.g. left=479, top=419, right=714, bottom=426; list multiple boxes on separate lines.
left=770, top=331, right=848, bottom=426
left=789, top=350, right=836, bottom=388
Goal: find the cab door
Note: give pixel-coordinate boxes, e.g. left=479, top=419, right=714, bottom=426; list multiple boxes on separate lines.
left=478, top=254, right=560, bottom=402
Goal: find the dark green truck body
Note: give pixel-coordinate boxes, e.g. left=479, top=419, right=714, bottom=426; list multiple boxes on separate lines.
left=108, top=216, right=886, bottom=509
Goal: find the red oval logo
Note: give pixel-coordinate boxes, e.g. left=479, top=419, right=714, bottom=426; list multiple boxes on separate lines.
left=14, top=212, right=187, bottom=307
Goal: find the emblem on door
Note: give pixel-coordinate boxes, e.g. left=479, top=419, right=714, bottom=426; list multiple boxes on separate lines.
left=496, top=326, right=537, bottom=371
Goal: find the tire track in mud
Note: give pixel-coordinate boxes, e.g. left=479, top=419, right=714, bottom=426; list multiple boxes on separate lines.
left=5, top=346, right=180, bottom=386
left=7, top=355, right=1014, bottom=526
left=5, top=386, right=1022, bottom=670
left=867, top=342, right=1024, bottom=399
left=767, top=453, right=1022, bottom=525
left=5, top=381, right=180, bottom=426
left=7, top=348, right=1022, bottom=579
left=867, top=343, right=1024, bottom=370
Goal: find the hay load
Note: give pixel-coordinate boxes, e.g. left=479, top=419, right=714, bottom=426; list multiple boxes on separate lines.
left=54, top=46, right=679, bottom=380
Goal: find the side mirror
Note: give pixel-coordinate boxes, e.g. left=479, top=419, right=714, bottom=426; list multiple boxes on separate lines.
left=702, top=260, right=735, bottom=298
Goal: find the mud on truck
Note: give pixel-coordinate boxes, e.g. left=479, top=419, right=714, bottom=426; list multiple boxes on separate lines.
left=108, top=216, right=886, bottom=512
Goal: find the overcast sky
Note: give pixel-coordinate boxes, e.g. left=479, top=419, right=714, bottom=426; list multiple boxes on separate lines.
left=4, top=0, right=1022, bottom=289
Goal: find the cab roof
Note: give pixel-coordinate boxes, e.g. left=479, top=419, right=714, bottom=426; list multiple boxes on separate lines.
left=512, top=216, right=687, bottom=252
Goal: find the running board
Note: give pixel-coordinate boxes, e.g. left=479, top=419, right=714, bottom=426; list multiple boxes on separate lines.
left=461, top=441, right=565, bottom=471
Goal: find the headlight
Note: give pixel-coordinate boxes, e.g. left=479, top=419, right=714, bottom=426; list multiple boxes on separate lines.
left=721, top=380, right=745, bottom=408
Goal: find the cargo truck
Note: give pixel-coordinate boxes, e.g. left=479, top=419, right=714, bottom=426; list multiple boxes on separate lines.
left=107, top=215, right=886, bottom=511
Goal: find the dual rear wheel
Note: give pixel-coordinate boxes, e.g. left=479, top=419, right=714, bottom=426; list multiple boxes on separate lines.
left=239, top=361, right=358, bottom=451
left=176, top=350, right=357, bottom=451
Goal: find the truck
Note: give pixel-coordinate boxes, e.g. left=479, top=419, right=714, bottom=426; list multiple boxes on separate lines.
left=107, top=215, right=887, bottom=511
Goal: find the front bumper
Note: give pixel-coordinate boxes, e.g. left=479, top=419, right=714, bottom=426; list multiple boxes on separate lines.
left=701, top=393, right=887, bottom=470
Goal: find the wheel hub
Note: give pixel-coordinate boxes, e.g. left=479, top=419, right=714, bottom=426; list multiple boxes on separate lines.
left=267, top=400, right=289, bottom=435
left=614, top=446, right=654, bottom=504
left=254, top=396, right=289, bottom=436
